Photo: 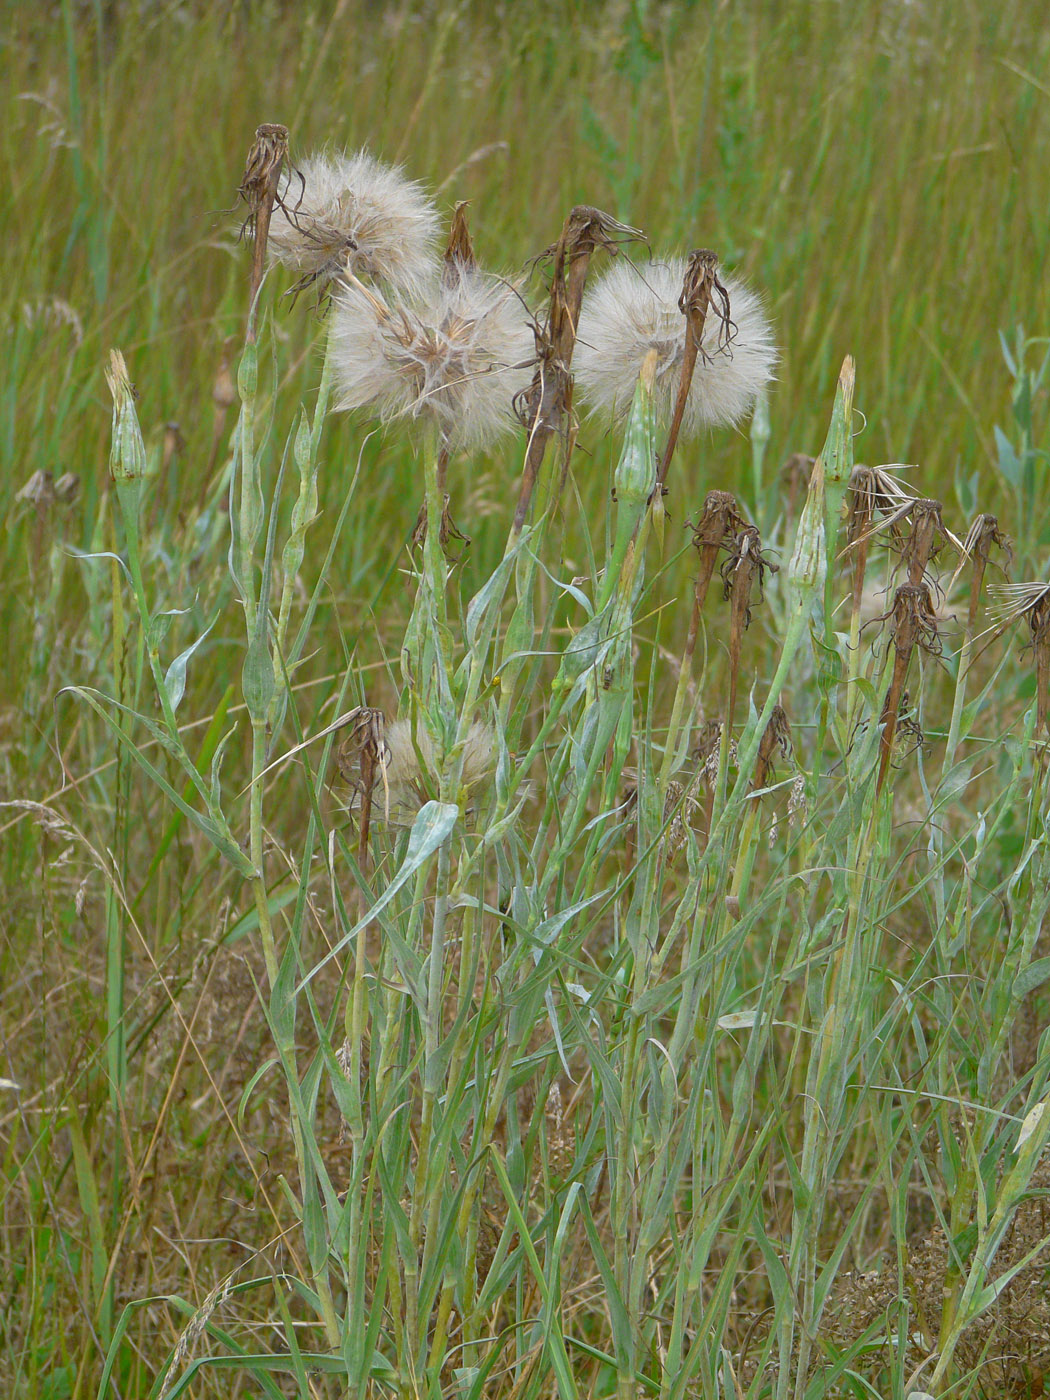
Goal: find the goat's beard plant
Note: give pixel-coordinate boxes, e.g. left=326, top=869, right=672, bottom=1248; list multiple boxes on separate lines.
left=90, top=132, right=1050, bottom=1400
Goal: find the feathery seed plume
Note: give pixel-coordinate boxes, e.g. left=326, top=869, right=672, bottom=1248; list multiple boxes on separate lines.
left=573, top=257, right=776, bottom=432
left=331, top=268, right=534, bottom=449
left=267, top=149, right=440, bottom=297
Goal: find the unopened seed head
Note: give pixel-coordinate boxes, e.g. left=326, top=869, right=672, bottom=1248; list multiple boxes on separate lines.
left=267, top=149, right=440, bottom=296
left=331, top=268, right=534, bottom=449
left=573, top=257, right=777, bottom=432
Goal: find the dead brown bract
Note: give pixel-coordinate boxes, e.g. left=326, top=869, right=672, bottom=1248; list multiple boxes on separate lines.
left=442, top=201, right=477, bottom=285
left=687, top=489, right=747, bottom=615
left=958, top=512, right=1012, bottom=633
left=333, top=707, right=387, bottom=859
left=845, top=465, right=916, bottom=626
left=901, top=497, right=952, bottom=586
left=411, top=493, right=471, bottom=556
left=237, top=122, right=293, bottom=340
left=875, top=582, right=942, bottom=794
left=511, top=205, right=646, bottom=536
left=753, top=704, right=792, bottom=791
left=990, top=583, right=1050, bottom=740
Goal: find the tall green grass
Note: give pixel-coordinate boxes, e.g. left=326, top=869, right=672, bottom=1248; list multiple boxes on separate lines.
left=3, top=3, right=1050, bottom=1398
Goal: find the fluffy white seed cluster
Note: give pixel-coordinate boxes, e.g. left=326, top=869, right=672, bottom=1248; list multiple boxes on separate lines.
left=267, top=149, right=440, bottom=296
left=331, top=266, right=534, bottom=449
left=354, top=719, right=495, bottom=824
left=573, top=258, right=776, bottom=432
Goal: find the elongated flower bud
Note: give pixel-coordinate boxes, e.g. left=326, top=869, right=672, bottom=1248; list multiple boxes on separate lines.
left=105, top=349, right=147, bottom=482
left=786, top=456, right=827, bottom=617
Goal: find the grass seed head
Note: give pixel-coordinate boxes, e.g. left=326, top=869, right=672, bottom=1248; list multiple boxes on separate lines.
left=268, top=148, right=440, bottom=298
left=331, top=268, right=534, bottom=449
left=573, top=256, right=776, bottom=432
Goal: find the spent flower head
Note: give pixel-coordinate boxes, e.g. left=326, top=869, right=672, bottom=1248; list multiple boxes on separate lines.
left=267, top=149, right=440, bottom=297
left=331, top=268, right=534, bottom=449
left=573, top=256, right=776, bottom=432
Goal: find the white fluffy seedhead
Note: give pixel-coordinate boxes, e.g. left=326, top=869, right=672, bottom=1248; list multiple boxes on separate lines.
left=573, top=257, right=776, bottom=433
left=331, top=265, right=535, bottom=449
left=267, top=149, right=440, bottom=296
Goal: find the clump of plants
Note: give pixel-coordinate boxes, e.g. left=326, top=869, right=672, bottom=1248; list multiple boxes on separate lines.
left=77, top=125, right=1050, bottom=1400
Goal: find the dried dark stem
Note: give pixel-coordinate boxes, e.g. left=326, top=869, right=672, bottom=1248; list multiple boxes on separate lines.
left=238, top=123, right=290, bottom=343
left=335, top=708, right=388, bottom=867
left=720, top=524, right=778, bottom=736
left=876, top=582, right=941, bottom=795
left=511, top=206, right=645, bottom=537
left=963, top=513, right=1011, bottom=634
left=653, top=249, right=731, bottom=498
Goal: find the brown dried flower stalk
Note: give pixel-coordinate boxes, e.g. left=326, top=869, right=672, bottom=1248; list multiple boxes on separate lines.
left=653, top=249, right=733, bottom=495
left=989, top=582, right=1050, bottom=739
left=959, top=512, right=1011, bottom=634
left=752, top=704, right=792, bottom=791
left=237, top=122, right=291, bottom=340
left=511, top=205, right=645, bottom=536
left=720, top=524, right=778, bottom=735
left=334, top=707, right=388, bottom=859
left=876, top=582, right=942, bottom=794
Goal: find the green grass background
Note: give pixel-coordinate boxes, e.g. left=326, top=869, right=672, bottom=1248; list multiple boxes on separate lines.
left=3, top=1, right=1050, bottom=1395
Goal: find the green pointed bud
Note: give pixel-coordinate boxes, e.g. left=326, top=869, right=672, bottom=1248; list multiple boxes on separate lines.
left=105, top=349, right=147, bottom=483
left=612, top=351, right=658, bottom=507
left=786, top=456, right=827, bottom=617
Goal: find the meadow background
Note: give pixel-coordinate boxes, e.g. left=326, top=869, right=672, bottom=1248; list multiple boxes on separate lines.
left=4, top=2, right=1050, bottom=1397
